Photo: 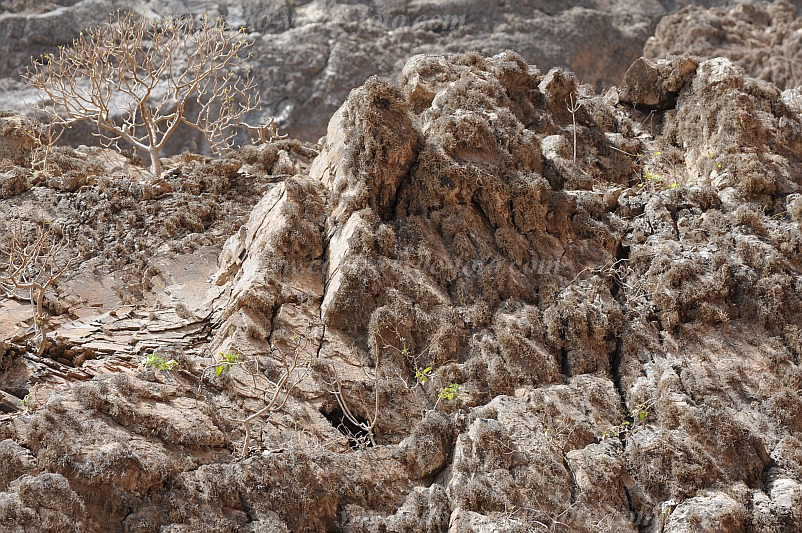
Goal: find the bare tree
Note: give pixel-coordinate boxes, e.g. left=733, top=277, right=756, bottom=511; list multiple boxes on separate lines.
left=317, top=325, right=461, bottom=448
left=0, top=221, right=79, bottom=356
left=23, top=11, right=262, bottom=177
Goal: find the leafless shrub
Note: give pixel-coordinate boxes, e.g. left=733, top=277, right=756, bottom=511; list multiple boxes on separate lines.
left=27, top=120, right=63, bottom=176
left=23, top=11, right=262, bottom=177
left=319, top=352, right=382, bottom=448
left=0, top=220, right=78, bottom=355
left=240, top=333, right=312, bottom=457
left=315, top=322, right=463, bottom=448
left=239, top=116, right=287, bottom=145
left=319, top=325, right=422, bottom=448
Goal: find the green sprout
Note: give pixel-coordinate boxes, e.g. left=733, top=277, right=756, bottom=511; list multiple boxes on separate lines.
left=213, top=352, right=241, bottom=376
left=636, top=149, right=685, bottom=192
left=438, top=383, right=461, bottom=401
left=631, top=403, right=649, bottom=423
left=707, top=151, right=724, bottom=169
left=145, top=352, right=178, bottom=371
left=602, top=403, right=650, bottom=440
left=414, top=367, right=433, bottom=385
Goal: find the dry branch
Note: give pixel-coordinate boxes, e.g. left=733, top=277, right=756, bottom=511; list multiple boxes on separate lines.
left=319, top=350, right=382, bottom=448
left=240, top=335, right=312, bottom=457
left=566, top=92, right=583, bottom=164
left=238, top=117, right=287, bottom=144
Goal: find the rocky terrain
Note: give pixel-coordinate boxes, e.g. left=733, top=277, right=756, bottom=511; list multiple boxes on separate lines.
left=2, top=40, right=802, bottom=531
left=646, top=0, right=802, bottom=89
left=3, top=0, right=799, bottom=145
left=2, top=1, right=802, bottom=532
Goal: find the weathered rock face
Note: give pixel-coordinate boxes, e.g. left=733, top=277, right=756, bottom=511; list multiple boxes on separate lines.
left=242, top=0, right=662, bottom=142
left=0, top=0, right=129, bottom=79
left=618, top=55, right=700, bottom=110
left=2, top=48, right=802, bottom=531
left=0, top=0, right=789, bottom=147
left=646, top=0, right=802, bottom=90
left=0, top=111, right=41, bottom=166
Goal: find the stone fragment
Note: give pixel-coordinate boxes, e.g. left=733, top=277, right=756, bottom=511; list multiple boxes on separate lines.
left=619, top=56, right=699, bottom=109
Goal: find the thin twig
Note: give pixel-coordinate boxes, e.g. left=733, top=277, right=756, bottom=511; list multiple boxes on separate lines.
left=566, top=93, right=583, bottom=164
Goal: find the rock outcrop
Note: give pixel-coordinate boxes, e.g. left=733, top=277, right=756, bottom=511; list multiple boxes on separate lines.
left=2, top=48, right=801, bottom=530
left=0, top=0, right=785, bottom=146
left=646, top=0, right=802, bottom=90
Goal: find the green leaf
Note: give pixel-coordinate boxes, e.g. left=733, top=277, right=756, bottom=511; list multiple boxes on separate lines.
left=215, top=365, right=223, bottom=376
left=438, top=383, right=461, bottom=400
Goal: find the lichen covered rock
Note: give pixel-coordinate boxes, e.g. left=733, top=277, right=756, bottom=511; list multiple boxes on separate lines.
left=1, top=48, right=802, bottom=531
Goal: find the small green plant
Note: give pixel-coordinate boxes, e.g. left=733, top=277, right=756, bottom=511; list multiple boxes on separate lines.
left=636, top=150, right=683, bottom=192
left=213, top=351, right=241, bottom=376
left=145, top=352, right=178, bottom=371
left=19, top=394, right=30, bottom=409
left=378, top=325, right=434, bottom=392
left=632, top=403, right=649, bottom=423
left=707, top=151, right=724, bottom=170
left=639, top=168, right=679, bottom=191
left=438, top=383, right=461, bottom=401
left=197, top=351, right=245, bottom=391
left=414, top=367, right=433, bottom=385
left=602, top=402, right=650, bottom=440
left=430, top=383, right=462, bottom=411
left=602, top=420, right=631, bottom=440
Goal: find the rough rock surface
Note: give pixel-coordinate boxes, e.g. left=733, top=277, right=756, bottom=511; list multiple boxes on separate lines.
left=618, top=55, right=700, bottom=110
left=646, top=0, right=802, bottom=90
left=2, top=49, right=802, bottom=531
left=0, top=0, right=791, bottom=147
